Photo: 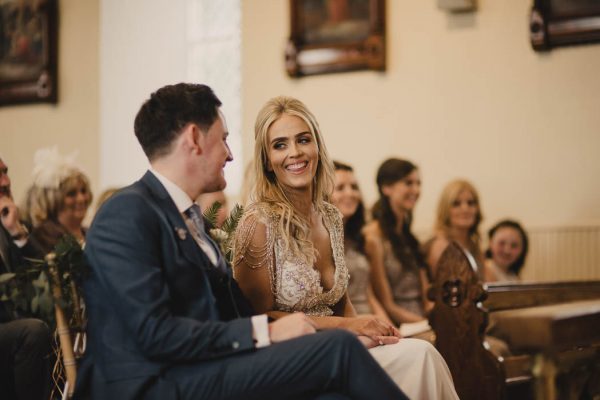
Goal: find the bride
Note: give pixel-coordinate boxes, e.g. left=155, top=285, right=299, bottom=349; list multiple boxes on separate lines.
left=232, top=96, right=459, bottom=400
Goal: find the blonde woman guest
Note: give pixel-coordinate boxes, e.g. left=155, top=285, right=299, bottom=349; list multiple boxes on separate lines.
left=424, top=179, right=487, bottom=280
left=232, top=96, right=458, bottom=400
left=423, top=180, right=512, bottom=356
left=24, top=147, right=93, bottom=253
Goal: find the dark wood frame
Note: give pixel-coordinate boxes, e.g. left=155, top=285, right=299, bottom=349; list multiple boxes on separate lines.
left=0, top=0, right=58, bottom=106
left=286, top=0, right=385, bottom=77
left=530, top=0, right=600, bottom=51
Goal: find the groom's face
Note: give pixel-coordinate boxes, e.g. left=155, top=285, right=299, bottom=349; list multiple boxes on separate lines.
left=199, top=110, right=233, bottom=193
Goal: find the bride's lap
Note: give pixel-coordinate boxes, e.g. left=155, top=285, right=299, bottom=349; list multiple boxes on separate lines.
left=368, top=338, right=433, bottom=370
left=368, top=338, right=459, bottom=400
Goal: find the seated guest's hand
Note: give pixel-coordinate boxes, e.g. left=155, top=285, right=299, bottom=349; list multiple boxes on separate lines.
left=269, top=312, right=317, bottom=342
left=0, top=196, right=25, bottom=237
left=339, top=316, right=401, bottom=341
left=357, top=335, right=401, bottom=349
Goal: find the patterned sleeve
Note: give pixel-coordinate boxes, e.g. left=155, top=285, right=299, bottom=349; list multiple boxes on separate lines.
left=232, top=205, right=274, bottom=268
left=232, top=204, right=279, bottom=298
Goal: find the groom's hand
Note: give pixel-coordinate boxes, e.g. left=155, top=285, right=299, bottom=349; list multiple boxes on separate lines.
left=269, top=312, right=317, bottom=342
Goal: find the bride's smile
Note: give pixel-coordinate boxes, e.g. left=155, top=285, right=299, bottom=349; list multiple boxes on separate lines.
left=267, top=113, right=319, bottom=191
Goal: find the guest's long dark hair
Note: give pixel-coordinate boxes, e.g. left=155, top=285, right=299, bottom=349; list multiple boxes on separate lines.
left=485, top=219, right=529, bottom=276
left=333, top=161, right=366, bottom=252
left=374, top=158, right=426, bottom=272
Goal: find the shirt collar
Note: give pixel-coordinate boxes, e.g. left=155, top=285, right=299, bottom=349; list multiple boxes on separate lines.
left=149, top=168, right=196, bottom=214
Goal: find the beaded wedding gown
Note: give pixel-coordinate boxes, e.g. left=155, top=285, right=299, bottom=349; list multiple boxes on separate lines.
left=233, top=202, right=459, bottom=400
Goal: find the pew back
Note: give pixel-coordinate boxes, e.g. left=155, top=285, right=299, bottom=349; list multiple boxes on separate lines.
left=428, top=242, right=600, bottom=400
left=485, top=281, right=600, bottom=311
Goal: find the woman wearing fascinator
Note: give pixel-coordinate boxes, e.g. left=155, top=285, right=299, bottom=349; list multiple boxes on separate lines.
left=23, top=147, right=93, bottom=253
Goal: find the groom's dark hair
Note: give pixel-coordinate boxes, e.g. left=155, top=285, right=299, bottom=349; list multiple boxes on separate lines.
left=134, top=83, right=222, bottom=161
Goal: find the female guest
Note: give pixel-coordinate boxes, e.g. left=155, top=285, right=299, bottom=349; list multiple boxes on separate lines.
left=424, top=179, right=486, bottom=280
left=364, top=158, right=431, bottom=324
left=424, top=180, right=511, bottom=357
left=233, top=96, right=458, bottom=400
left=24, top=147, right=93, bottom=253
left=331, top=161, right=391, bottom=322
left=484, top=219, right=529, bottom=282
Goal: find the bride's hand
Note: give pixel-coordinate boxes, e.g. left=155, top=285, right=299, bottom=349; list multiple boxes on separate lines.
left=338, top=316, right=401, bottom=341
left=357, top=335, right=401, bottom=349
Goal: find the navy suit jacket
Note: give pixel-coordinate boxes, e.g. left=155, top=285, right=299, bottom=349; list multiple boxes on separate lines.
left=76, top=172, right=255, bottom=399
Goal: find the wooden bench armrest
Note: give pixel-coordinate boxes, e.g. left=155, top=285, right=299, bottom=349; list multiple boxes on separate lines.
left=428, top=242, right=600, bottom=400
left=485, top=281, right=600, bottom=311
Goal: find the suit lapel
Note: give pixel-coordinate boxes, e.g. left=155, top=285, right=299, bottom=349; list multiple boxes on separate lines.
left=0, top=228, right=11, bottom=272
left=140, top=172, right=219, bottom=270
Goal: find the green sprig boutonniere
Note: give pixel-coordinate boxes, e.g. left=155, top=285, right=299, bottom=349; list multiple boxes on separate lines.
left=203, top=202, right=244, bottom=263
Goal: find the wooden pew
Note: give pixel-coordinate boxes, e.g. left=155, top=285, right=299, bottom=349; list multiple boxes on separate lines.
left=427, top=242, right=600, bottom=400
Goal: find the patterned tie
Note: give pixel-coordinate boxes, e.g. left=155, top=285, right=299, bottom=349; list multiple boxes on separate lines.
left=185, top=204, right=219, bottom=266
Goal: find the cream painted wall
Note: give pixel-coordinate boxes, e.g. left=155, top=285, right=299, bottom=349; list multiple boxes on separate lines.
left=0, top=0, right=99, bottom=207
left=99, top=0, right=187, bottom=191
left=1, top=0, right=597, bottom=240
left=241, top=0, right=600, bottom=235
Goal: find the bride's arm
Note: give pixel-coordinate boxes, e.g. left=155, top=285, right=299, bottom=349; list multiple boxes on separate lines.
left=233, top=218, right=276, bottom=314
left=233, top=215, right=398, bottom=341
left=232, top=215, right=275, bottom=314
left=267, top=292, right=399, bottom=341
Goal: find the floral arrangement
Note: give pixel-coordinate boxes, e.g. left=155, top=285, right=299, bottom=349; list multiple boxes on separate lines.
left=0, top=234, right=87, bottom=328
left=203, top=202, right=244, bottom=263
left=0, top=234, right=87, bottom=398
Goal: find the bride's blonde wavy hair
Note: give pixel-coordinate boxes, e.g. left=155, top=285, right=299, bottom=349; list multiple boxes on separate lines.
left=253, top=96, right=334, bottom=264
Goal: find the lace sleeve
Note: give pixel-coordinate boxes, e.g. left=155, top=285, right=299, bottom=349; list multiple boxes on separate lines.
left=232, top=206, right=278, bottom=309
left=232, top=209, right=273, bottom=270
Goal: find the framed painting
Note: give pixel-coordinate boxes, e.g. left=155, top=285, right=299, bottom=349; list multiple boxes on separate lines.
left=0, top=0, right=58, bottom=106
left=530, top=0, right=600, bottom=50
left=286, top=0, right=385, bottom=77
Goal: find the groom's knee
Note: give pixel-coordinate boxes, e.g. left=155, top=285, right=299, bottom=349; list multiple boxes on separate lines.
left=317, top=329, right=357, bottom=343
left=314, top=329, right=364, bottom=357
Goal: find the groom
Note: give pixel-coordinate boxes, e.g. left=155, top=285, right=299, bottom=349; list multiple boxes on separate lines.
left=75, top=83, right=406, bottom=400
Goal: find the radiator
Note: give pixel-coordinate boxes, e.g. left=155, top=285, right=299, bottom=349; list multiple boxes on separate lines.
left=521, top=225, right=600, bottom=282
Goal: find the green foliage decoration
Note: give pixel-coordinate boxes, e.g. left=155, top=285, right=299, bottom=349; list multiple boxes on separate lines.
left=203, top=202, right=244, bottom=263
left=0, top=234, right=87, bottom=329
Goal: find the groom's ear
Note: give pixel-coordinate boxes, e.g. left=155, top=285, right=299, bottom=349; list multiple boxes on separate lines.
left=182, top=123, right=203, bottom=155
